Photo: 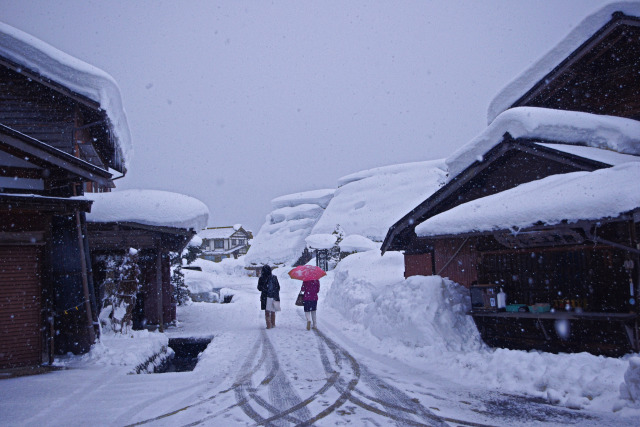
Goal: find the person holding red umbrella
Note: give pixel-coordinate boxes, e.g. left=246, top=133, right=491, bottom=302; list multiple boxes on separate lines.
left=301, top=279, right=320, bottom=330
left=288, top=265, right=326, bottom=331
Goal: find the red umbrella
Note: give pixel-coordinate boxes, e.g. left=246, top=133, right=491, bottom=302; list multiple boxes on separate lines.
left=288, top=265, right=326, bottom=281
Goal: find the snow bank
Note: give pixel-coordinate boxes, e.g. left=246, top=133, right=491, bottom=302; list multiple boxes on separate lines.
left=245, top=190, right=330, bottom=266
left=488, top=2, right=640, bottom=124
left=327, top=251, right=482, bottom=352
left=416, top=162, right=640, bottom=237
left=620, top=357, right=640, bottom=406
left=312, top=160, right=447, bottom=241
left=326, top=250, right=638, bottom=412
left=0, top=21, right=132, bottom=168
left=56, top=329, right=169, bottom=373
left=447, top=107, right=640, bottom=180
left=84, top=189, right=209, bottom=230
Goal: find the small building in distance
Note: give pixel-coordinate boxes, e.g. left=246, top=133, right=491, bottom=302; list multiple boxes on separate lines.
left=199, top=225, right=252, bottom=262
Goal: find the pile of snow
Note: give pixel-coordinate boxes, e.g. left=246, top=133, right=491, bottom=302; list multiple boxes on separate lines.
left=311, top=160, right=447, bottom=241
left=245, top=189, right=333, bottom=266
left=325, top=250, right=639, bottom=412
left=447, top=107, right=640, bottom=180
left=488, top=2, right=640, bottom=124
left=185, top=258, right=248, bottom=301
left=0, top=21, right=132, bottom=168
left=187, top=234, right=203, bottom=248
left=327, top=251, right=482, bottom=352
left=58, top=329, right=168, bottom=373
left=339, top=234, right=379, bottom=253
left=416, top=162, right=640, bottom=237
left=620, top=357, right=640, bottom=407
left=84, top=189, right=209, bottom=230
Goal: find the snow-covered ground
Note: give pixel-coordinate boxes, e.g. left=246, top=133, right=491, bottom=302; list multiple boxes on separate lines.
left=1, top=255, right=638, bottom=426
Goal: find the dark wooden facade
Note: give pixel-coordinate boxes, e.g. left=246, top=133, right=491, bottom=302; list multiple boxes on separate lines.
left=509, top=12, right=640, bottom=121
left=0, top=194, right=95, bottom=368
left=0, top=57, right=125, bottom=176
left=87, top=222, right=194, bottom=330
left=0, top=44, right=123, bottom=367
left=383, top=9, right=640, bottom=356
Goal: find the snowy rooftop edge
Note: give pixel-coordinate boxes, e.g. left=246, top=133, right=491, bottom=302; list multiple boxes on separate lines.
left=271, top=188, right=335, bottom=210
left=82, top=189, right=209, bottom=231
left=446, top=107, right=640, bottom=180
left=416, top=162, right=640, bottom=237
left=487, top=1, right=640, bottom=124
left=0, top=21, right=133, bottom=168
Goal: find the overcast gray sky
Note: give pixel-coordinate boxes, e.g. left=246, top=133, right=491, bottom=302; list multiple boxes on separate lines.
left=2, top=0, right=610, bottom=232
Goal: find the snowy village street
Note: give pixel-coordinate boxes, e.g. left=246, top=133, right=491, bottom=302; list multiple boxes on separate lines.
left=1, top=261, right=638, bottom=427
left=2, top=2, right=640, bottom=427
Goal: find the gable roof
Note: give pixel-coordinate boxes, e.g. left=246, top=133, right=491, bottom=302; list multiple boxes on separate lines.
left=0, top=21, right=132, bottom=171
left=381, top=110, right=640, bottom=253
left=447, top=107, right=640, bottom=181
left=488, top=2, right=640, bottom=124
left=415, top=162, right=640, bottom=238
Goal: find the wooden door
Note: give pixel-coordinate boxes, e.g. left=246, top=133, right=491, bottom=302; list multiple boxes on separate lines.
left=0, top=246, right=42, bottom=368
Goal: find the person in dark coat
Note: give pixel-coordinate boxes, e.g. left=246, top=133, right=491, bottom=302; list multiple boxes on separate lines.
left=301, top=279, right=320, bottom=330
left=257, top=265, right=280, bottom=329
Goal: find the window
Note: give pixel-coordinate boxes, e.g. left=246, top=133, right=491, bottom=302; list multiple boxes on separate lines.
left=214, top=239, right=224, bottom=249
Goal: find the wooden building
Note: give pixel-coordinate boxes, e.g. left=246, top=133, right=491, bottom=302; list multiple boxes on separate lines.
left=88, top=222, right=194, bottom=331
left=0, top=23, right=129, bottom=368
left=382, top=7, right=640, bottom=356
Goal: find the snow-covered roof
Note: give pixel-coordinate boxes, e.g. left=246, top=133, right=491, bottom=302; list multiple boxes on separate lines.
left=84, top=189, right=209, bottom=230
left=0, top=21, right=132, bottom=169
left=305, top=233, right=337, bottom=250
left=446, top=107, right=640, bottom=181
left=487, top=2, right=640, bottom=124
left=199, top=227, right=246, bottom=240
left=245, top=191, right=328, bottom=266
left=271, top=188, right=335, bottom=210
left=339, top=234, right=380, bottom=253
left=311, top=160, right=447, bottom=241
left=415, top=162, right=640, bottom=237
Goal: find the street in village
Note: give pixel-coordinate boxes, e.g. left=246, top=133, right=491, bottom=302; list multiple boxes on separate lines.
left=1, top=272, right=636, bottom=427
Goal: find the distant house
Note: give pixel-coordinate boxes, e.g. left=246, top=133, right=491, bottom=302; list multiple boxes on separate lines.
left=382, top=5, right=640, bottom=357
left=0, top=22, right=129, bottom=368
left=199, top=226, right=251, bottom=262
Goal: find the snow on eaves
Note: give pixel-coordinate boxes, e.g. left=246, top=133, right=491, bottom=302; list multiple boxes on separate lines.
left=0, top=21, right=132, bottom=169
left=416, top=162, right=640, bottom=237
left=271, top=188, right=335, bottom=210
left=83, top=189, right=209, bottom=231
left=536, top=143, right=640, bottom=166
left=446, top=107, right=640, bottom=181
left=487, top=1, right=640, bottom=124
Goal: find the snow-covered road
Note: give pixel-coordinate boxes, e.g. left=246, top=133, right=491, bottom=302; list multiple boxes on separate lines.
left=0, top=269, right=638, bottom=426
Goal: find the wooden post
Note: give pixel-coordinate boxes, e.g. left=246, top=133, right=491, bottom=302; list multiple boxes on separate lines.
left=75, top=209, right=96, bottom=343
left=156, top=247, right=164, bottom=332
